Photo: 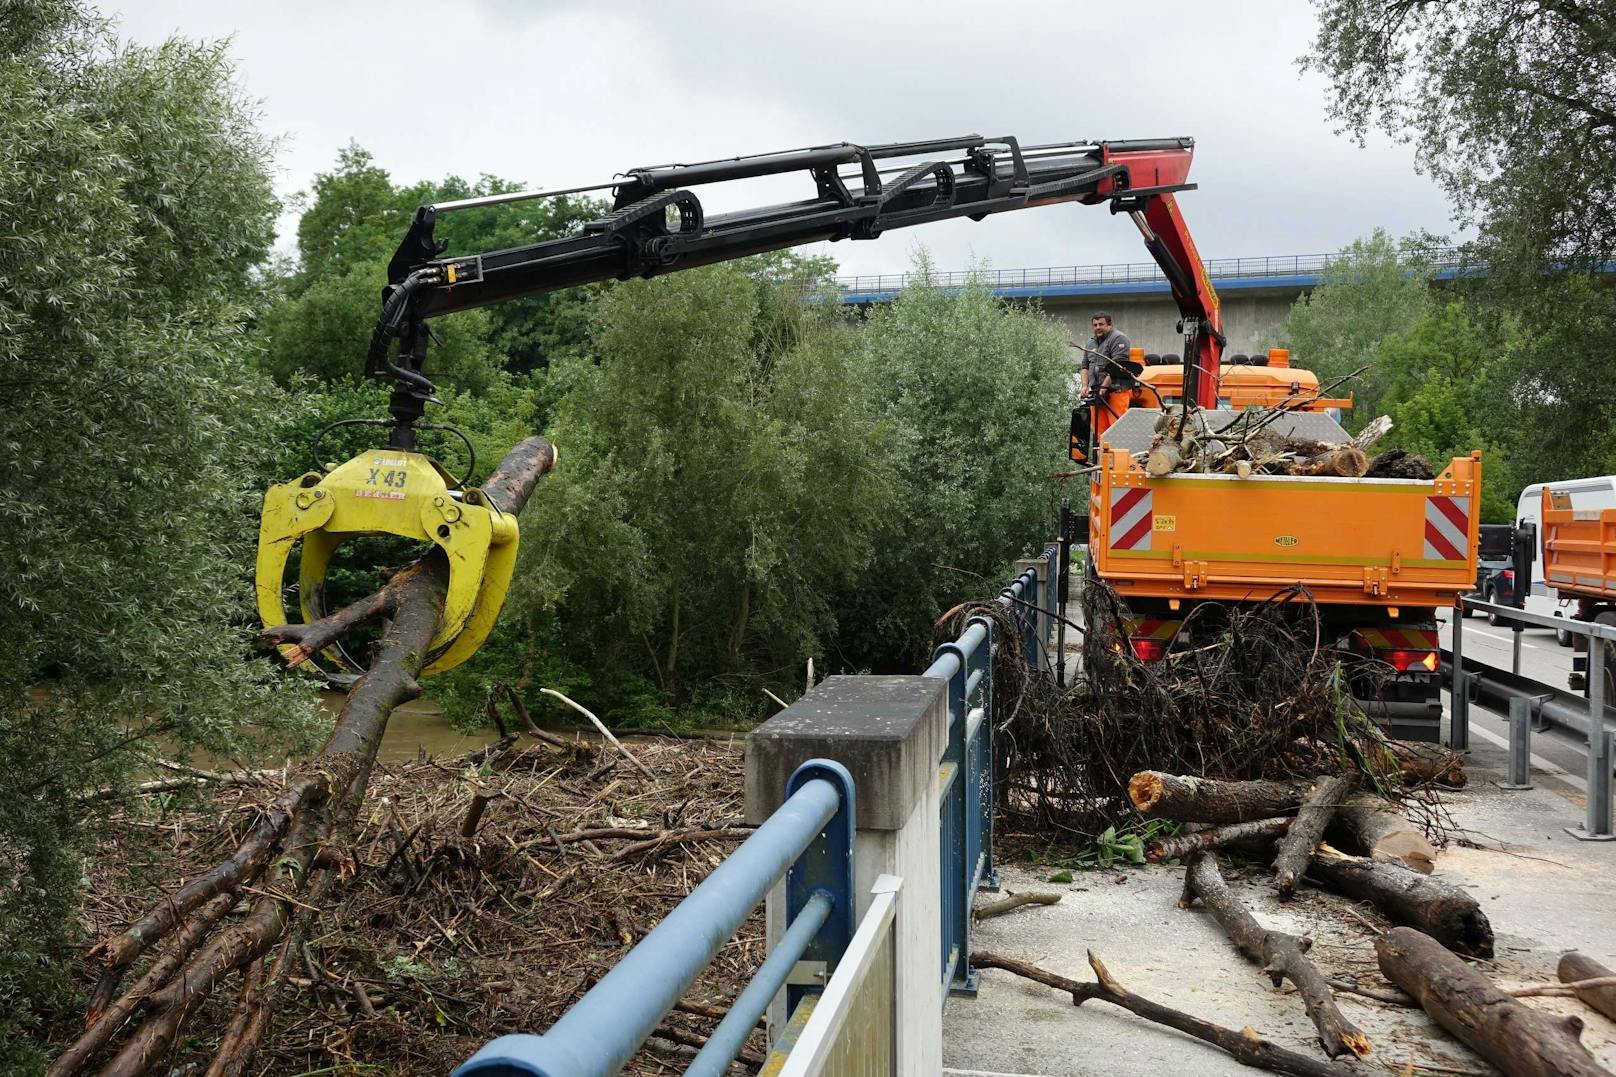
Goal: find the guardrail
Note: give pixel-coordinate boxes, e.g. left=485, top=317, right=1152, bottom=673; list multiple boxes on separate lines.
left=454, top=758, right=857, bottom=1075
left=826, top=248, right=1474, bottom=297
left=1449, top=597, right=1615, bottom=839
left=928, top=548, right=1054, bottom=995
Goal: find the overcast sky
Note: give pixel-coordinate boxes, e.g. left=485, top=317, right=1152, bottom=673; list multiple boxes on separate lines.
left=113, top=0, right=1456, bottom=278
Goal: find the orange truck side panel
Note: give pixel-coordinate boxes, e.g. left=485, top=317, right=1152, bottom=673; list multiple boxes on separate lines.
left=1091, top=450, right=1482, bottom=607
left=1541, top=488, right=1616, bottom=601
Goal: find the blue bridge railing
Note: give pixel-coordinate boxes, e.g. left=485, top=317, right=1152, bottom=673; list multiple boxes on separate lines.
left=824, top=248, right=1474, bottom=298
left=455, top=759, right=855, bottom=1076
left=457, top=551, right=1055, bottom=1073
left=927, top=548, right=1053, bottom=995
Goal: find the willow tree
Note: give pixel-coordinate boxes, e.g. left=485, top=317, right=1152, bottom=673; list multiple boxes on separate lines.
left=1305, top=0, right=1616, bottom=270
left=0, top=2, right=312, bottom=1064
left=1304, top=0, right=1616, bottom=483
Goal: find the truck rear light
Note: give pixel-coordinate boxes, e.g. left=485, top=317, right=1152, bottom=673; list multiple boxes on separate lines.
left=1130, top=637, right=1168, bottom=661
left=1383, top=649, right=1438, bottom=672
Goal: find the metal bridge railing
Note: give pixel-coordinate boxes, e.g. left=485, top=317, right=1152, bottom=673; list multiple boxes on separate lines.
left=1448, top=597, right=1615, bottom=839
left=828, top=248, right=1471, bottom=296
left=455, top=759, right=856, bottom=1076
left=928, top=549, right=1053, bottom=995
left=457, top=550, right=1057, bottom=1073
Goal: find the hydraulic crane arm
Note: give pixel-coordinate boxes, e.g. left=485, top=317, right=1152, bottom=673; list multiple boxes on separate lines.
left=266, top=132, right=1222, bottom=680
left=368, top=133, right=1222, bottom=423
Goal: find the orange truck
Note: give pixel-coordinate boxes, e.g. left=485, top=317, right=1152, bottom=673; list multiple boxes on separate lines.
left=1540, top=487, right=1616, bottom=690
left=1081, top=350, right=1482, bottom=741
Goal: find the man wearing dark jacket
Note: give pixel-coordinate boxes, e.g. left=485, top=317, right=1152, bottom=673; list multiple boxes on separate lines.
left=1084, top=312, right=1137, bottom=396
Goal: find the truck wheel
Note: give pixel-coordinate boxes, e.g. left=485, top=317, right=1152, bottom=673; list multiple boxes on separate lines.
left=1555, top=612, right=1572, bottom=648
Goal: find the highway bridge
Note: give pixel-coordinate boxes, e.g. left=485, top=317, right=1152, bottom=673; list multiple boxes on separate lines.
left=834, top=248, right=1485, bottom=356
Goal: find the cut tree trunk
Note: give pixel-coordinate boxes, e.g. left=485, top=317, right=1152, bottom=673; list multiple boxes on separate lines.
left=1183, top=854, right=1371, bottom=1058
left=1389, top=742, right=1468, bottom=789
left=1129, top=772, right=1312, bottom=824
left=1308, top=844, right=1493, bottom=958
left=1561, top=952, right=1616, bottom=1024
left=972, top=950, right=1352, bottom=1077
left=1328, top=794, right=1435, bottom=874
left=1350, top=415, right=1393, bottom=452
left=1145, top=816, right=1292, bottom=863
left=1294, top=445, right=1368, bottom=477
left=1378, top=927, right=1610, bottom=1077
left=1272, top=774, right=1354, bottom=899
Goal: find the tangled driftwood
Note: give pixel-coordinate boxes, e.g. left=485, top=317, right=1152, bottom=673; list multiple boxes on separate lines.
left=53, top=439, right=557, bottom=1077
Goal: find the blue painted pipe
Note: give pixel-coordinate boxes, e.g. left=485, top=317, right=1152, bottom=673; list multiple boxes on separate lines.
left=455, top=776, right=843, bottom=1077
left=684, top=890, right=832, bottom=1076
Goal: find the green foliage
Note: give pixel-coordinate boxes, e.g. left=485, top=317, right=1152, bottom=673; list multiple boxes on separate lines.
left=1275, top=229, right=1436, bottom=423
left=497, top=257, right=893, bottom=718
left=1304, top=0, right=1616, bottom=272
left=837, top=255, right=1074, bottom=669
left=1489, top=275, right=1616, bottom=489
left=1030, top=820, right=1179, bottom=873
left=258, top=258, right=501, bottom=394
left=1278, top=234, right=1530, bottom=520
left=0, top=0, right=315, bottom=1063
left=263, top=145, right=607, bottom=393
left=1373, top=300, right=1520, bottom=521
left=433, top=252, right=1070, bottom=724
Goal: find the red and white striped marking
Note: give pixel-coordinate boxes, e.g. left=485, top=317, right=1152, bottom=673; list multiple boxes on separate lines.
left=1110, top=487, right=1154, bottom=550
left=1423, top=494, right=1470, bottom=561
left=1356, top=627, right=1440, bottom=650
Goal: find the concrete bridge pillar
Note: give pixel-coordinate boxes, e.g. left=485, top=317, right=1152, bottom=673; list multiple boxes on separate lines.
left=746, top=675, right=947, bottom=1074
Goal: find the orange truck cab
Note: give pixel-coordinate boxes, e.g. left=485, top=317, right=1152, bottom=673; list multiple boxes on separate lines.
left=1081, top=351, right=1480, bottom=742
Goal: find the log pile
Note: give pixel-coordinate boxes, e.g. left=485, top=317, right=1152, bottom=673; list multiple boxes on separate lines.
left=63, top=717, right=765, bottom=1075
left=1139, top=406, right=1411, bottom=479
left=974, top=768, right=1616, bottom=1077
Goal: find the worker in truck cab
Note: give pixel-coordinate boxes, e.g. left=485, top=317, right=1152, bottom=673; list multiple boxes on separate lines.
left=1069, top=313, right=1143, bottom=463
left=1085, top=312, right=1139, bottom=396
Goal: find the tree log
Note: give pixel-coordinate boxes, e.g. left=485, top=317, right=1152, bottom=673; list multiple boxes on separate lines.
left=1377, top=927, right=1610, bottom=1077
left=1294, top=445, right=1369, bottom=477
left=1146, top=440, right=1184, bottom=477
left=1129, top=772, right=1313, bottom=823
left=1308, top=845, right=1493, bottom=958
left=974, top=891, right=1062, bottom=921
left=1560, top=952, right=1616, bottom=1024
left=1184, top=854, right=1371, bottom=1058
left=971, top=950, right=1352, bottom=1077
left=1374, top=741, right=1468, bottom=788
left=1328, top=794, right=1435, bottom=874
left=1272, top=774, right=1354, bottom=899
left=1350, top=415, right=1393, bottom=453
left=1146, top=816, right=1293, bottom=863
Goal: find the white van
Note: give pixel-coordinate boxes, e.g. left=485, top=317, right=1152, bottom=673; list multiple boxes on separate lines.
left=1516, top=476, right=1616, bottom=628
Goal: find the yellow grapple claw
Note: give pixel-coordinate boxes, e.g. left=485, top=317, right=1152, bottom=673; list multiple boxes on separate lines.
left=255, top=448, right=518, bottom=676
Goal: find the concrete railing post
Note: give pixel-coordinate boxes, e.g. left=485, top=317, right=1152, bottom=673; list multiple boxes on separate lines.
left=746, top=675, right=948, bottom=1075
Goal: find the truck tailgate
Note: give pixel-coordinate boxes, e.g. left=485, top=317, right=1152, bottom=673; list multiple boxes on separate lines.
left=1542, top=489, right=1616, bottom=601
left=1090, top=450, right=1481, bottom=605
